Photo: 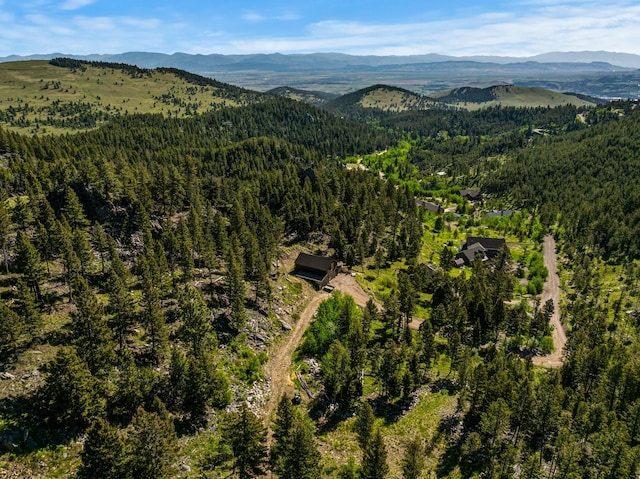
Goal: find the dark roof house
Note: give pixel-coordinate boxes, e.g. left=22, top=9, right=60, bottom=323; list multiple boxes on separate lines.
left=455, top=236, right=507, bottom=266
left=459, top=189, right=483, bottom=201
left=416, top=199, right=441, bottom=214
left=294, top=252, right=339, bottom=289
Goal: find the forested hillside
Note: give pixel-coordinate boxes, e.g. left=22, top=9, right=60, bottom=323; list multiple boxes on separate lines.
left=1, top=60, right=640, bottom=479
left=484, top=103, right=640, bottom=259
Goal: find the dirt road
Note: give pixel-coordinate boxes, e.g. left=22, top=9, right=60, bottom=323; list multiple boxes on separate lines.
left=262, top=273, right=375, bottom=420
left=263, top=289, right=329, bottom=419
left=532, top=235, right=567, bottom=368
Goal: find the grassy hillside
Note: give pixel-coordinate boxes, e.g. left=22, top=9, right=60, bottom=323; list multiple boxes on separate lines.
left=0, top=60, right=264, bottom=134
left=266, top=86, right=339, bottom=106
left=431, top=85, right=595, bottom=109
left=326, top=84, right=439, bottom=112
left=324, top=83, right=594, bottom=120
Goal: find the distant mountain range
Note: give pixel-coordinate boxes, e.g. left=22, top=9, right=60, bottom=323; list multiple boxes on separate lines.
left=2, top=51, right=639, bottom=98
left=3, top=50, right=640, bottom=68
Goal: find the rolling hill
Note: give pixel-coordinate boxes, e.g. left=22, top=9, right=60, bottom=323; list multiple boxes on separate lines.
left=266, top=86, right=339, bottom=107
left=0, top=59, right=265, bottom=134
left=321, top=83, right=595, bottom=118
left=431, top=85, right=596, bottom=109
left=324, top=84, right=443, bottom=117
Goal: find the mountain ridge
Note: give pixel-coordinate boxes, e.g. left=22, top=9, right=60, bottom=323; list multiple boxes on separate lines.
left=2, top=50, right=640, bottom=68
left=2, top=51, right=638, bottom=99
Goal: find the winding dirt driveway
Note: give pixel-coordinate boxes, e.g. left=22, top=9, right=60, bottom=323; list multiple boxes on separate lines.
left=263, top=274, right=374, bottom=420
left=532, top=235, right=567, bottom=368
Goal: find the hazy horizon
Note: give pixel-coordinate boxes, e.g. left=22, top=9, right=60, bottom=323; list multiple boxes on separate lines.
left=1, top=0, right=639, bottom=58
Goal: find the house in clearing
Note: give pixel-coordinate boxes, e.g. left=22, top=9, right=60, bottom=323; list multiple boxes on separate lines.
left=416, top=199, right=441, bottom=214
left=294, top=252, right=339, bottom=289
left=455, top=236, right=506, bottom=266
left=459, top=189, right=483, bottom=202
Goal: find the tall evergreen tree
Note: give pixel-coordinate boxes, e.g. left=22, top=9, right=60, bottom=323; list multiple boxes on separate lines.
left=106, top=269, right=134, bottom=352
left=41, top=346, right=102, bottom=425
left=70, top=275, right=115, bottom=375
left=227, top=246, right=246, bottom=330
left=0, top=188, right=10, bottom=274
left=361, top=428, right=389, bottom=479
left=283, top=419, right=321, bottom=479
left=401, top=437, right=425, bottom=479
left=140, top=256, right=168, bottom=362
left=62, top=188, right=88, bottom=229
left=0, top=300, right=21, bottom=360
left=14, top=231, right=45, bottom=303
left=127, top=399, right=178, bottom=479
left=78, top=417, right=126, bottom=479
left=270, top=394, right=296, bottom=476
left=179, top=284, right=214, bottom=356
left=223, top=403, right=267, bottom=479
left=354, top=402, right=375, bottom=451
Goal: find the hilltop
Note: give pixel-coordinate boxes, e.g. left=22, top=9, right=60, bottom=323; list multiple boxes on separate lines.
left=266, top=86, right=339, bottom=107
left=0, top=59, right=265, bottom=134
left=431, top=85, right=596, bottom=109
left=306, top=83, right=595, bottom=118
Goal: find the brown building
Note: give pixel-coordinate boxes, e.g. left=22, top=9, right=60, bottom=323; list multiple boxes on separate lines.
left=294, top=252, right=339, bottom=289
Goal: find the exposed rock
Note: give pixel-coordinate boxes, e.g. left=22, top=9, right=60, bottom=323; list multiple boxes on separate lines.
left=279, top=319, right=292, bottom=331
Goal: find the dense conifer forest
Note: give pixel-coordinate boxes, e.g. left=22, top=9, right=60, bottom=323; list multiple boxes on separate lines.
left=1, top=60, right=640, bottom=478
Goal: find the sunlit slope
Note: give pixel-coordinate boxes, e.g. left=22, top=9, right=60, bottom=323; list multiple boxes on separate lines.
left=0, top=60, right=264, bottom=134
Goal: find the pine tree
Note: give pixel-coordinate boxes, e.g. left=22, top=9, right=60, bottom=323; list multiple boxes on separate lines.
left=140, top=258, right=168, bottom=362
left=179, top=284, right=214, bottom=356
left=106, top=269, right=134, bottom=352
left=15, top=278, right=42, bottom=337
left=111, top=349, right=144, bottom=420
left=223, top=403, right=267, bottom=479
left=361, top=428, right=389, bottom=479
left=14, top=231, right=45, bottom=303
left=127, top=399, right=178, bottom=479
left=78, top=417, right=126, bottom=479
left=0, top=188, right=10, bottom=274
left=401, top=437, right=425, bottom=479
left=62, top=188, right=88, bottom=229
left=227, top=247, right=246, bottom=330
left=42, top=346, right=102, bottom=425
left=92, top=223, right=110, bottom=275
left=338, top=456, right=359, bottom=479
left=73, top=227, right=94, bottom=276
left=282, top=419, right=321, bottom=479
left=270, top=394, right=296, bottom=476
left=177, top=218, right=194, bottom=282
left=0, top=300, right=21, bottom=360
left=167, top=347, right=187, bottom=410
left=59, top=220, right=82, bottom=301
left=354, top=402, right=375, bottom=451
left=70, top=275, right=115, bottom=375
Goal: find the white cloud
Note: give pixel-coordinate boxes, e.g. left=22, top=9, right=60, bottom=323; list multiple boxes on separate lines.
left=2, top=0, right=640, bottom=58
left=220, top=1, right=640, bottom=56
left=73, top=15, right=115, bottom=31
left=242, top=11, right=264, bottom=22
left=121, top=16, right=161, bottom=29
left=59, top=0, right=95, bottom=11
left=241, top=10, right=300, bottom=22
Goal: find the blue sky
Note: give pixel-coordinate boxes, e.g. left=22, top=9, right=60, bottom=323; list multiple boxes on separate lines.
left=1, top=0, right=639, bottom=57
